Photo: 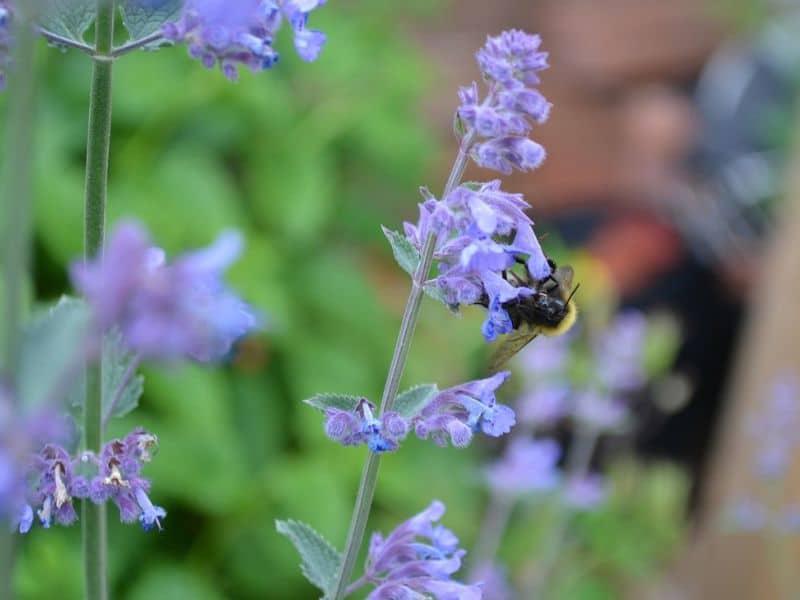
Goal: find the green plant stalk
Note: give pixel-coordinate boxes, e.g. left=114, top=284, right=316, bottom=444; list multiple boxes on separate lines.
left=83, top=2, right=116, bottom=599
left=331, top=135, right=474, bottom=599
left=0, top=8, right=38, bottom=598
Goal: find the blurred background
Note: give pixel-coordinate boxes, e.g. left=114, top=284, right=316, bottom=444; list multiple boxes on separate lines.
left=7, top=0, right=800, bottom=597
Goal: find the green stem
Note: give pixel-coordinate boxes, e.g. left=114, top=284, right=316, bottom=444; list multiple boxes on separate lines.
left=83, top=2, right=115, bottom=599
left=1, top=8, right=39, bottom=598
left=331, top=136, right=474, bottom=599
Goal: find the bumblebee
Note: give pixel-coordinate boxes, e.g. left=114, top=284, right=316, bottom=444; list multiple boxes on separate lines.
left=484, top=259, right=579, bottom=372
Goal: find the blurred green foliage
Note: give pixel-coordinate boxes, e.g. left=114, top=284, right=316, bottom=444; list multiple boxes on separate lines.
left=5, top=2, right=688, bottom=598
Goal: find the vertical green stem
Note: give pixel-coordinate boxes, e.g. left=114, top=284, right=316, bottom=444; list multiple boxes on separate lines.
left=1, top=8, right=38, bottom=598
left=83, top=2, right=115, bottom=599
left=331, top=135, right=474, bottom=599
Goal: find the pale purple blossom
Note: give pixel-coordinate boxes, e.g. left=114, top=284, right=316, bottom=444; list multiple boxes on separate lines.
left=163, top=0, right=327, bottom=80
left=29, top=445, right=89, bottom=529
left=89, top=429, right=165, bottom=531
left=573, top=390, right=630, bottom=433
left=593, top=311, right=649, bottom=393
left=322, top=398, right=409, bottom=453
left=564, top=474, right=607, bottom=511
left=414, top=372, right=515, bottom=447
left=469, top=562, right=513, bottom=600
left=357, top=501, right=481, bottom=600
left=486, top=437, right=561, bottom=496
left=517, top=383, right=570, bottom=427
left=71, top=220, right=256, bottom=363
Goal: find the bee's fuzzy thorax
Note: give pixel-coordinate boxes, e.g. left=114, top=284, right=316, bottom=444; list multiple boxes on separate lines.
left=540, top=300, right=577, bottom=337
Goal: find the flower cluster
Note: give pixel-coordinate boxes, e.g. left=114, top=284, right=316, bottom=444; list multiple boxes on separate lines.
left=485, top=437, right=561, bottom=496
left=726, top=374, right=800, bottom=533
left=71, top=220, right=256, bottom=363
left=457, top=30, right=551, bottom=175
left=351, top=501, right=481, bottom=600
left=163, top=0, right=327, bottom=81
left=0, top=0, right=11, bottom=90
left=17, top=428, right=165, bottom=533
left=403, top=180, right=550, bottom=341
left=321, top=372, right=516, bottom=452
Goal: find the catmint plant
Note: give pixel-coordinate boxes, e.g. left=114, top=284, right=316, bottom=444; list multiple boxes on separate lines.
left=279, top=30, right=559, bottom=599
left=1, top=0, right=325, bottom=598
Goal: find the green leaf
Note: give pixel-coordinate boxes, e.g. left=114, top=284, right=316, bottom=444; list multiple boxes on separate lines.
left=382, top=227, right=420, bottom=277
left=102, top=329, right=144, bottom=420
left=38, top=0, right=96, bottom=42
left=19, top=296, right=90, bottom=411
left=120, top=0, right=182, bottom=42
left=394, top=383, right=437, bottom=418
left=275, top=519, right=342, bottom=597
left=303, top=393, right=362, bottom=413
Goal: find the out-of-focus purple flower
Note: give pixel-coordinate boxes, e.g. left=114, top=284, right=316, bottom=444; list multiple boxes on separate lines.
left=564, top=474, right=607, bottom=511
left=1, top=386, right=69, bottom=532
left=486, top=437, right=561, bottom=496
left=71, top=220, right=257, bottom=363
left=322, top=398, right=409, bottom=453
left=518, top=383, right=570, bottom=427
left=89, top=430, right=165, bottom=531
left=414, top=372, right=515, bottom=447
left=0, top=1, right=11, bottom=90
left=469, top=562, right=513, bottom=600
left=360, top=501, right=481, bottom=600
left=573, top=390, right=629, bottom=433
left=163, top=0, right=327, bottom=81
left=748, top=375, right=800, bottom=481
left=593, top=311, right=648, bottom=393
left=457, top=30, right=551, bottom=176
left=726, top=498, right=767, bottom=533
left=30, top=445, right=89, bottom=529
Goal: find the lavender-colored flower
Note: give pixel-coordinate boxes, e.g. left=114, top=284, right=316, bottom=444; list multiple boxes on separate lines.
left=593, top=311, right=648, bottom=393
left=456, top=30, right=551, bottom=176
left=163, top=0, right=327, bottom=81
left=401, top=180, right=549, bottom=341
left=323, top=398, right=409, bottom=453
left=726, top=498, right=767, bottom=533
left=71, top=220, right=256, bottom=363
left=360, top=501, right=481, bottom=600
left=573, top=390, right=629, bottom=433
left=29, top=445, right=89, bottom=529
left=517, top=383, right=570, bottom=427
left=564, top=474, right=607, bottom=511
left=414, top=372, right=515, bottom=447
left=486, top=437, right=561, bottom=496
left=748, top=375, right=800, bottom=480
left=90, top=430, right=165, bottom=531
left=0, top=1, right=11, bottom=90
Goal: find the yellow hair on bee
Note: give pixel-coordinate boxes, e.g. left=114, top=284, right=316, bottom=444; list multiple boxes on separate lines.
left=540, top=299, right=578, bottom=337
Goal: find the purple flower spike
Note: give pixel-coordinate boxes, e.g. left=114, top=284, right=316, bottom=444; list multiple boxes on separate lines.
left=358, top=501, right=481, bottom=600
left=322, top=399, right=409, bottom=453
left=414, top=372, right=515, bottom=447
left=476, top=30, right=549, bottom=88
left=164, top=0, right=327, bottom=80
left=71, top=220, right=256, bottom=363
left=486, top=437, right=561, bottom=496
left=90, top=430, right=165, bottom=531
left=564, top=474, right=607, bottom=511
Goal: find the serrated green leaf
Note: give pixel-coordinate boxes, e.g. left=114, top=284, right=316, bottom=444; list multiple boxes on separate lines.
left=394, top=383, right=437, bottom=418
left=382, top=227, right=420, bottom=277
left=120, top=0, right=182, bottom=42
left=19, top=296, right=91, bottom=412
left=38, top=0, right=96, bottom=42
left=303, top=393, right=362, bottom=413
left=102, top=329, right=144, bottom=420
left=69, top=329, right=144, bottom=426
left=275, top=519, right=342, bottom=598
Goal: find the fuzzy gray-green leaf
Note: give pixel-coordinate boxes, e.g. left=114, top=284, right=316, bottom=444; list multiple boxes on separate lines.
left=120, top=0, right=182, bottom=42
left=276, top=519, right=342, bottom=597
left=382, top=227, right=420, bottom=277
left=303, top=393, right=362, bottom=413
left=38, top=0, right=96, bottom=42
left=394, top=383, right=438, bottom=419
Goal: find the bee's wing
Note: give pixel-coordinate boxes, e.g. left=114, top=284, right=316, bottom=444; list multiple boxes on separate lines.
left=552, top=265, right=574, bottom=293
left=488, top=323, right=539, bottom=373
